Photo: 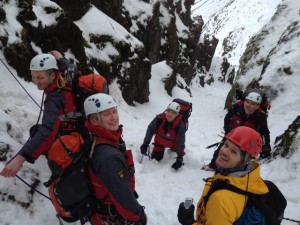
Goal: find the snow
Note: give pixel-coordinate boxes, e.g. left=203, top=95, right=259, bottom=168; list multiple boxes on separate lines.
left=0, top=0, right=300, bottom=224
left=192, top=0, right=283, bottom=73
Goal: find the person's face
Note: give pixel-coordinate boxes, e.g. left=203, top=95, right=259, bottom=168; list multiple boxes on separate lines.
left=215, top=139, right=243, bottom=169
left=95, top=107, right=119, bottom=131
left=244, top=99, right=259, bottom=115
left=165, top=109, right=178, bottom=122
left=31, top=70, right=54, bottom=90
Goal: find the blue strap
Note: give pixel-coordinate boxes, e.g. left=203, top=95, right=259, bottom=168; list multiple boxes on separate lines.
left=234, top=206, right=265, bottom=225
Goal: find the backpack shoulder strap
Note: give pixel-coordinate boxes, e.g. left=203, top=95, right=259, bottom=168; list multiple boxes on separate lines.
left=203, top=179, right=250, bottom=207
left=92, top=136, right=126, bottom=156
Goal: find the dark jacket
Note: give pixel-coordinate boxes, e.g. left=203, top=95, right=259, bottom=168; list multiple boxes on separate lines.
left=19, top=58, right=77, bottom=162
left=85, top=121, right=145, bottom=224
left=224, top=101, right=271, bottom=149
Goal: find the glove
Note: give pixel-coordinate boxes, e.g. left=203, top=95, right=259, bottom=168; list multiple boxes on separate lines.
left=177, top=202, right=195, bottom=225
left=171, top=157, right=184, bottom=171
left=140, top=143, right=149, bottom=155
left=134, top=209, right=147, bottom=225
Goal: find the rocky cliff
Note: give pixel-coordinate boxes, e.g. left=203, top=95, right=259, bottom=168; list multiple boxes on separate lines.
left=0, top=0, right=217, bottom=105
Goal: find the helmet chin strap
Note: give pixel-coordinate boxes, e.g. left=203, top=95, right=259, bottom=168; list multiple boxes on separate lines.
left=239, top=152, right=252, bottom=169
left=96, top=113, right=102, bottom=127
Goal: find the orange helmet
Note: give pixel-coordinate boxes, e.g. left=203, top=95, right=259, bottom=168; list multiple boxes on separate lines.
left=225, top=126, right=262, bottom=158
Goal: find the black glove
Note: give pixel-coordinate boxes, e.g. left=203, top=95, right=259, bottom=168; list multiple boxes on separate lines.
left=177, top=202, right=195, bottom=225
left=140, top=143, right=149, bottom=155
left=172, top=157, right=184, bottom=171
left=134, top=209, right=147, bottom=225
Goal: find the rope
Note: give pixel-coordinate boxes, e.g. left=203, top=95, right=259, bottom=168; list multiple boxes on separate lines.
left=1, top=58, right=50, bottom=200
left=283, top=217, right=300, bottom=224
left=16, top=175, right=50, bottom=200
left=6, top=93, right=44, bottom=164
left=0, top=58, right=41, bottom=109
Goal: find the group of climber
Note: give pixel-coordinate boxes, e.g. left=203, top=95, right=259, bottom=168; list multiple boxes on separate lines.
left=201, top=90, right=271, bottom=171
left=0, top=50, right=275, bottom=225
left=140, top=87, right=271, bottom=172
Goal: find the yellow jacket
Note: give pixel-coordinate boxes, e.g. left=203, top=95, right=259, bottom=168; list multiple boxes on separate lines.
left=194, top=162, right=268, bottom=225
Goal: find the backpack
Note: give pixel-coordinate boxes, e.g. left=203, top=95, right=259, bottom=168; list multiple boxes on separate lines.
left=172, top=98, right=192, bottom=130
left=46, top=132, right=136, bottom=224
left=46, top=133, right=98, bottom=224
left=60, top=70, right=109, bottom=136
left=71, top=72, right=109, bottom=117
left=235, top=88, right=271, bottom=114
left=47, top=132, right=85, bottom=177
left=203, top=179, right=287, bottom=225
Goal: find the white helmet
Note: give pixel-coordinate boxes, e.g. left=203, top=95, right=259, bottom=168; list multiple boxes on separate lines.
left=245, top=92, right=262, bottom=104
left=167, top=102, right=180, bottom=114
left=30, top=54, right=58, bottom=71
left=84, top=93, right=117, bottom=117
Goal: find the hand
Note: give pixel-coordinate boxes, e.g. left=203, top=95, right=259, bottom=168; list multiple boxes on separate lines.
left=48, top=50, right=63, bottom=60
left=0, top=154, right=26, bottom=177
left=171, top=157, right=184, bottom=171
left=140, top=144, right=149, bottom=155
left=177, top=202, right=195, bottom=225
left=134, top=210, right=147, bottom=225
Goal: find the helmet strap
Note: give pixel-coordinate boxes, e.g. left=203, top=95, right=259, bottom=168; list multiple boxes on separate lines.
left=239, top=152, right=252, bottom=169
left=96, top=113, right=102, bottom=127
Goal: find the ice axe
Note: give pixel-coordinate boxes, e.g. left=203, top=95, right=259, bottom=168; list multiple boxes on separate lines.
left=139, top=146, right=150, bottom=164
left=206, top=135, right=225, bottom=149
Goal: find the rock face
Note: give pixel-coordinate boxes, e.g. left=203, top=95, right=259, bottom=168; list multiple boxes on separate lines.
left=226, top=2, right=300, bottom=159
left=0, top=0, right=217, bottom=105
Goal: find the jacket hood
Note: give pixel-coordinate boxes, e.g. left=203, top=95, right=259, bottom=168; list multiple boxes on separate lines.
left=214, top=162, right=269, bottom=195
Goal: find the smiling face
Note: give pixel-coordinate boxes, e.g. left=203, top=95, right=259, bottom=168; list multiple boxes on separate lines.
left=31, top=70, right=55, bottom=90
left=91, top=107, right=119, bottom=131
left=215, top=139, right=243, bottom=169
left=243, top=99, right=260, bottom=115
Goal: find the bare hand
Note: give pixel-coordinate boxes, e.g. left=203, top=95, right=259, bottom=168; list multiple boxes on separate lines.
left=48, top=50, right=63, bottom=60
left=0, top=155, right=26, bottom=177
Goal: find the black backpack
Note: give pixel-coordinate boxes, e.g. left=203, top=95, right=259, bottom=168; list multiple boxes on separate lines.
left=172, top=98, right=192, bottom=131
left=203, top=179, right=287, bottom=225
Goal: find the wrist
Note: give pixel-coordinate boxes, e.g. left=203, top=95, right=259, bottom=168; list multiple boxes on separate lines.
left=19, top=152, right=35, bottom=163
left=15, top=154, right=26, bottom=163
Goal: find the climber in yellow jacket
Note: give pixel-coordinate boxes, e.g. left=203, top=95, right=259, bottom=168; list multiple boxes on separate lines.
left=177, top=126, right=269, bottom=225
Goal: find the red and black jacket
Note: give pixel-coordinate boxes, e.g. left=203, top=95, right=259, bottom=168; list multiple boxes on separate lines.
left=143, top=113, right=186, bottom=157
left=224, top=101, right=271, bottom=149
left=85, top=121, right=144, bottom=224
left=19, top=65, right=77, bottom=162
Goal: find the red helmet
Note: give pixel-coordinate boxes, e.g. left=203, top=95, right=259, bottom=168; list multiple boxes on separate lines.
left=225, top=126, right=262, bottom=158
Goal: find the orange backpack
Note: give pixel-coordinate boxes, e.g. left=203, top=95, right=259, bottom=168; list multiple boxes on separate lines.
left=77, top=73, right=108, bottom=94
left=47, top=132, right=84, bottom=176
left=46, top=135, right=136, bottom=224
left=71, top=73, right=109, bottom=117
left=46, top=132, right=97, bottom=223
left=59, top=72, right=109, bottom=136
